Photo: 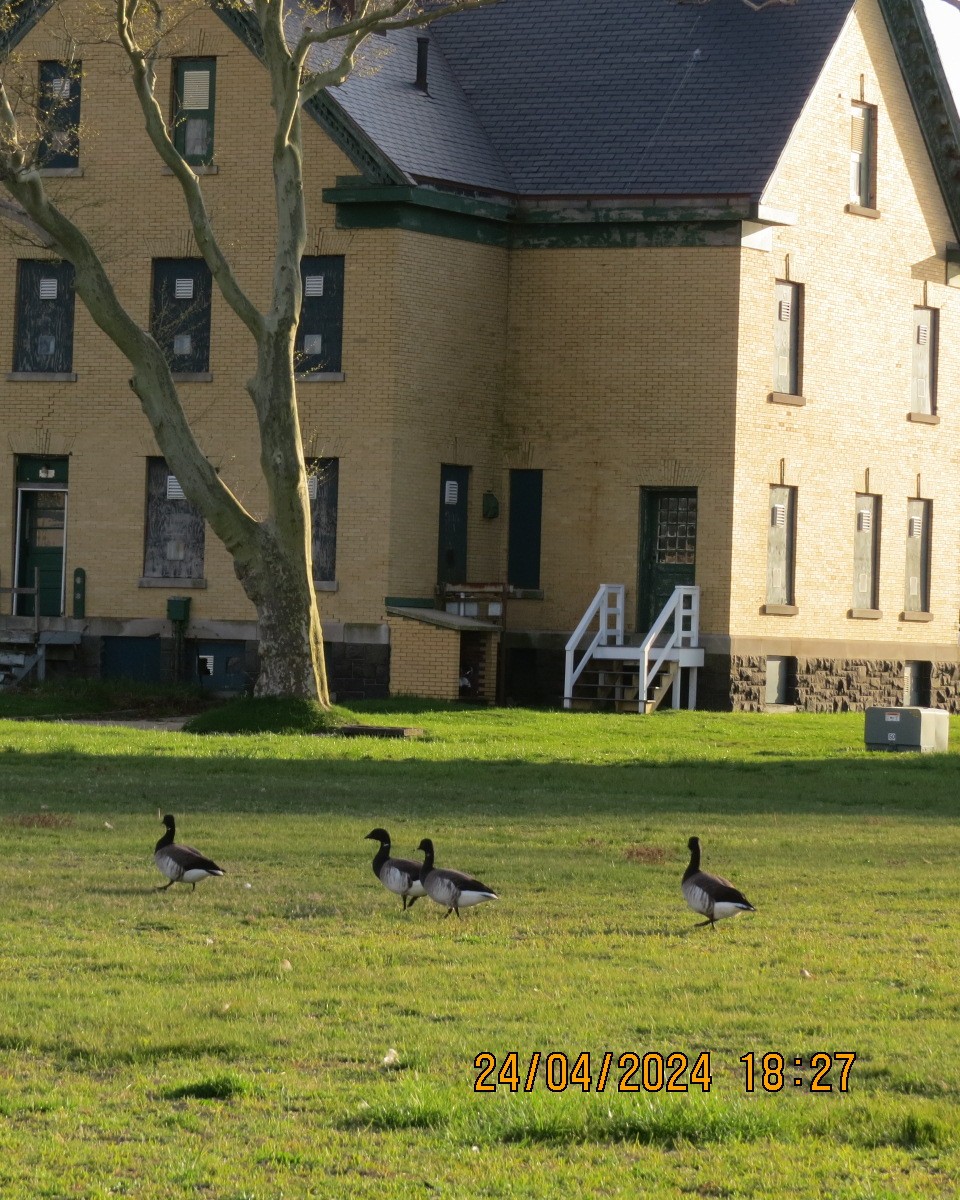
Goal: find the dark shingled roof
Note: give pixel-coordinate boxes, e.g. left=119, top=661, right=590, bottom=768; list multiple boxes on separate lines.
left=326, top=0, right=858, bottom=197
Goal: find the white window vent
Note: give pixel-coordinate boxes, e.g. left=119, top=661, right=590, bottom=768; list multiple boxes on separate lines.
left=908, top=516, right=923, bottom=539
left=197, top=653, right=214, bottom=676
left=858, top=571, right=869, bottom=593
left=857, top=510, right=872, bottom=532
left=182, top=70, right=211, bottom=110
left=303, top=334, right=323, bottom=355
left=173, top=333, right=192, bottom=357
left=166, top=475, right=186, bottom=501
left=39, top=277, right=58, bottom=300
left=778, top=299, right=792, bottom=322
left=917, top=324, right=929, bottom=346
left=771, top=503, right=786, bottom=528
left=307, top=474, right=319, bottom=501
left=304, top=275, right=325, bottom=297
left=174, top=277, right=194, bottom=300
left=909, top=575, right=920, bottom=597
left=445, top=480, right=459, bottom=506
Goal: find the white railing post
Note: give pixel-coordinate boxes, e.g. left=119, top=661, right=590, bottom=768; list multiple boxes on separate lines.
left=564, top=584, right=625, bottom=707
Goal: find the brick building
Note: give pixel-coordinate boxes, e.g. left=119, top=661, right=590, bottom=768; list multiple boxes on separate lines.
left=1, top=0, right=959, bottom=711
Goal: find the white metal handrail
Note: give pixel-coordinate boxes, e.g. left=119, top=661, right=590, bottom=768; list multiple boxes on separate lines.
left=641, top=586, right=700, bottom=698
left=563, top=584, right=625, bottom=707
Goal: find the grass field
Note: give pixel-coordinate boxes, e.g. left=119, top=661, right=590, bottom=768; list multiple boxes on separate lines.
left=0, top=704, right=958, bottom=1198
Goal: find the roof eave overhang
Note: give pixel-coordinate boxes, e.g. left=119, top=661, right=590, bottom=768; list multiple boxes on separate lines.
left=877, top=0, right=960, bottom=239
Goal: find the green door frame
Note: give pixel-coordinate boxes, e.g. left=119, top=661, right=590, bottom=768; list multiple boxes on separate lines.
left=14, top=459, right=69, bottom=617
left=638, top=488, right=698, bottom=632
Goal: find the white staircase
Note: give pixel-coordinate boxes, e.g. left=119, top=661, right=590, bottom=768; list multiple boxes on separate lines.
left=563, top=584, right=704, bottom=713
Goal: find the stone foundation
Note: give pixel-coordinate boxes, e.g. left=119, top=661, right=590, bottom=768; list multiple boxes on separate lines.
left=728, top=656, right=960, bottom=714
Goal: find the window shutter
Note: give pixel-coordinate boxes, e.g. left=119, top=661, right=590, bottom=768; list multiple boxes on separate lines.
left=773, top=281, right=799, bottom=395
left=166, top=475, right=186, bottom=501
left=444, top=480, right=459, bottom=505
left=296, top=256, right=345, bottom=373
left=39, top=278, right=58, bottom=300
left=912, top=308, right=936, bottom=415
left=304, top=275, right=324, bottom=297
left=181, top=69, right=211, bottom=110
left=175, top=277, right=194, bottom=300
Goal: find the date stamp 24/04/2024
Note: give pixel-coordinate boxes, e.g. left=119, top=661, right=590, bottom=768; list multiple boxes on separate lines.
left=473, top=1052, right=857, bottom=1094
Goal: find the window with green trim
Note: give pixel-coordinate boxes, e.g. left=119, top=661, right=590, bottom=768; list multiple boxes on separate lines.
left=38, top=61, right=81, bottom=169
left=172, top=58, right=216, bottom=165
left=296, top=256, right=345, bottom=374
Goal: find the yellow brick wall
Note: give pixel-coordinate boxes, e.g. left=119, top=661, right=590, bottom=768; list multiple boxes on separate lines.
left=503, top=246, right=740, bottom=637
left=730, top=0, right=960, bottom=662
left=387, top=617, right=460, bottom=700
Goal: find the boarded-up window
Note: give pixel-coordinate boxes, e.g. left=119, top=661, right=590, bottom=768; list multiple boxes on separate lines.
left=307, top=457, right=339, bottom=582
left=911, top=307, right=937, bottom=415
left=508, top=469, right=543, bottom=590
left=143, top=457, right=205, bottom=579
left=853, top=494, right=880, bottom=609
left=766, top=485, right=796, bottom=605
left=38, top=61, right=81, bottom=169
left=850, top=102, right=877, bottom=207
left=773, top=280, right=801, bottom=395
left=14, top=259, right=75, bottom=373
left=904, top=498, right=931, bottom=613
left=151, top=258, right=212, bottom=373
left=173, top=59, right=216, bottom=165
left=296, top=256, right=344, bottom=374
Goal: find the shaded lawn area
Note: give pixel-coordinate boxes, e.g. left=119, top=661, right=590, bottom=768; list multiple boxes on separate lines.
left=0, top=707, right=958, bottom=1198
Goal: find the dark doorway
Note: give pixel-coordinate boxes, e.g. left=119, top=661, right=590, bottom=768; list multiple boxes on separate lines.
left=638, top=488, right=697, bottom=632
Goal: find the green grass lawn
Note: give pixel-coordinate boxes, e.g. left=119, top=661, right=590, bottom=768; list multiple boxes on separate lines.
left=0, top=705, right=958, bottom=1198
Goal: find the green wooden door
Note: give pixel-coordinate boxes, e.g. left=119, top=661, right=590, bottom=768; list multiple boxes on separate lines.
left=17, top=489, right=66, bottom=616
left=638, top=489, right=697, bottom=632
left=437, top=465, right=470, bottom=585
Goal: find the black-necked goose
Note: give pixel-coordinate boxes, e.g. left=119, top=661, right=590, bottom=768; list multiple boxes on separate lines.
left=681, top=836, right=755, bottom=930
left=365, top=828, right=426, bottom=910
left=154, top=814, right=225, bottom=891
left=417, top=838, right=498, bottom=919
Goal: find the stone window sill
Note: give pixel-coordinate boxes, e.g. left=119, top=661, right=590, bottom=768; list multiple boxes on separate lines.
left=38, top=167, right=83, bottom=178
left=509, top=587, right=544, bottom=600
left=849, top=608, right=882, bottom=620
left=138, top=577, right=208, bottom=589
left=172, top=372, right=213, bottom=383
left=900, top=610, right=933, bottom=622
left=314, top=580, right=339, bottom=592
left=769, top=392, right=806, bottom=407
left=761, top=603, right=798, bottom=616
left=6, top=371, right=77, bottom=382
left=161, top=164, right=219, bottom=176
left=296, top=371, right=345, bottom=382
left=845, top=203, right=880, bottom=219
left=907, top=411, right=939, bottom=425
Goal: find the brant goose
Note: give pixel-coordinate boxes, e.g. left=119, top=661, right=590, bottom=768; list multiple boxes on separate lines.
left=417, top=837, right=498, bottom=919
left=365, top=828, right=426, bottom=910
left=154, top=814, right=225, bottom=891
left=681, top=836, right=755, bottom=929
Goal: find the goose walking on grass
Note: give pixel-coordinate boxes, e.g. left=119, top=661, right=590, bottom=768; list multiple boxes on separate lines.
left=154, top=814, right=225, bottom=892
left=417, top=838, right=498, bottom=919
left=681, top=836, right=754, bottom=930
left=365, top=828, right=426, bottom=910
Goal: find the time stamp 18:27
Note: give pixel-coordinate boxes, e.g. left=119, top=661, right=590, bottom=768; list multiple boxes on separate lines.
left=473, top=1052, right=857, bottom=1093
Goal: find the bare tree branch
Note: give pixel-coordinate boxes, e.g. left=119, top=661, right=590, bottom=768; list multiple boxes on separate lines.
left=115, top=0, right=264, bottom=340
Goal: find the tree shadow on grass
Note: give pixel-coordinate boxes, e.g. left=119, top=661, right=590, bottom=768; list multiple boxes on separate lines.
left=0, top=742, right=957, bottom=821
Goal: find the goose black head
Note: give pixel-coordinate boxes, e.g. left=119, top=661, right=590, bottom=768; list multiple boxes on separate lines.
left=417, top=837, right=434, bottom=854
left=687, top=836, right=700, bottom=853
left=365, top=828, right=390, bottom=843
left=161, top=814, right=176, bottom=830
